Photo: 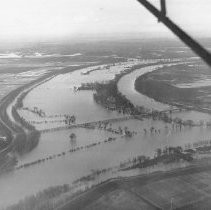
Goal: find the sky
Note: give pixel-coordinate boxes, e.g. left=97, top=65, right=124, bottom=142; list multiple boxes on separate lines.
left=0, top=0, right=210, bottom=41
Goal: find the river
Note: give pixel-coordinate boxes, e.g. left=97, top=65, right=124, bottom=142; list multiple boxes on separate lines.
left=118, top=63, right=211, bottom=123
left=1, top=58, right=211, bottom=208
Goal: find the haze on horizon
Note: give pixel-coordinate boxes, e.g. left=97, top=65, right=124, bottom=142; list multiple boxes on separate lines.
left=0, top=0, right=210, bottom=41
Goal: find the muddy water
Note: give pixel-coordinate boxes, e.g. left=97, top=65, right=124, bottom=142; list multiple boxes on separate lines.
left=118, top=64, right=171, bottom=111
left=118, top=64, right=211, bottom=123
left=2, top=117, right=211, bottom=208
left=1, top=60, right=211, bottom=208
left=18, top=60, right=146, bottom=129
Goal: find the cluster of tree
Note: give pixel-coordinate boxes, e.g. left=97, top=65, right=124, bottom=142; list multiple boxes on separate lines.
left=29, top=119, right=64, bottom=125
left=72, top=69, right=200, bottom=132
left=92, top=80, right=198, bottom=129
left=195, top=145, right=211, bottom=153
left=149, top=110, right=197, bottom=128
left=16, top=136, right=117, bottom=170
left=186, top=140, right=210, bottom=150
left=26, top=107, right=46, bottom=117
left=93, top=81, right=140, bottom=115
left=185, top=139, right=211, bottom=152
left=45, top=114, right=65, bottom=118
left=77, top=82, right=99, bottom=91
left=73, top=168, right=112, bottom=184
left=155, top=146, right=193, bottom=163
left=83, top=121, right=137, bottom=137
left=64, top=115, right=76, bottom=125
left=16, top=150, right=67, bottom=170
left=143, top=126, right=161, bottom=135
left=22, top=106, right=46, bottom=117
left=123, top=146, right=193, bottom=171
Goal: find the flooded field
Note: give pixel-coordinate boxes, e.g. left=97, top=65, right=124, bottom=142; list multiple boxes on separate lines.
left=18, top=59, right=158, bottom=130
left=3, top=116, right=211, bottom=207
left=118, top=64, right=171, bottom=111
left=0, top=53, right=81, bottom=101
left=118, top=62, right=211, bottom=123
left=0, top=45, right=211, bottom=209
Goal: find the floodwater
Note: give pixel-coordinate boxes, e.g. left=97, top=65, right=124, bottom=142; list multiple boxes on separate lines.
left=118, top=64, right=171, bottom=111
left=118, top=63, right=211, bottom=123
left=18, top=59, right=150, bottom=129
left=1, top=59, right=211, bottom=208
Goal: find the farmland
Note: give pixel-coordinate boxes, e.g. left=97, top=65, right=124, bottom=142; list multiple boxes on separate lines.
left=60, top=160, right=211, bottom=210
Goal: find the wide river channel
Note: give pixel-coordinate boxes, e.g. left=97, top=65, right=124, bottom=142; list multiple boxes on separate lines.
left=1, top=58, right=211, bottom=208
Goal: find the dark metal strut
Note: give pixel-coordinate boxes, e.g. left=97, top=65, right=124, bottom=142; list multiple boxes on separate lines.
left=136, top=0, right=211, bottom=67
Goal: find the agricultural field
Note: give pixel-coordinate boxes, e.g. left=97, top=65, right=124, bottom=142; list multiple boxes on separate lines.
left=61, top=163, right=211, bottom=210
left=130, top=171, right=211, bottom=210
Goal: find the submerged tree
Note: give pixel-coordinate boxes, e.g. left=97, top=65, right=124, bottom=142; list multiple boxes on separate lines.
left=70, top=133, right=76, bottom=140
left=69, top=133, right=77, bottom=148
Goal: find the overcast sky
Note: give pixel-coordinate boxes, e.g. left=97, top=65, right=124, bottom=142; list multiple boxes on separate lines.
left=0, top=0, right=210, bottom=41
